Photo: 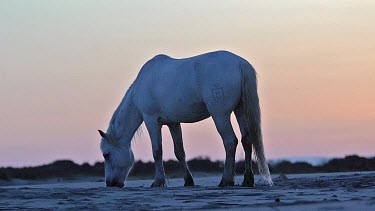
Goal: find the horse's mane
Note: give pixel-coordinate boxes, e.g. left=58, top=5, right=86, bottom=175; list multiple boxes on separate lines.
left=106, top=84, right=143, bottom=147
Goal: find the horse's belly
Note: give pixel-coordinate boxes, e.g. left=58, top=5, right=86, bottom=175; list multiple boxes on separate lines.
left=159, top=101, right=211, bottom=124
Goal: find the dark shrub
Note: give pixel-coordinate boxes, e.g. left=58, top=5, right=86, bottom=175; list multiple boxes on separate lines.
left=0, top=170, right=10, bottom=181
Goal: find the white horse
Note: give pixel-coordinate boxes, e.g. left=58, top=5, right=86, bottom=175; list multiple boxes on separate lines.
left=99, top=50, right=273, bottom=188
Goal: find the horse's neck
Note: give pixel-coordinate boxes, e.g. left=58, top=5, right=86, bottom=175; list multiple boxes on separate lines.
left=109, top=86, right=143, bottom=146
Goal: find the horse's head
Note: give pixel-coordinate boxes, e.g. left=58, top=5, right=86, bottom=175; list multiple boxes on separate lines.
left=98, top=130, right=134, bottom=188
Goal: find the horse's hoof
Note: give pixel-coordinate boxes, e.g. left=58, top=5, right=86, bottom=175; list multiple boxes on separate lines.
left=241, top=180, right=255, bottom=187
left=184, top=174, right=195, bottom=187
left=218, top=178, right=234, bottom=187
left=150, top=179, right=166, bottom=187
left=242, top=171, right=255, bottom=187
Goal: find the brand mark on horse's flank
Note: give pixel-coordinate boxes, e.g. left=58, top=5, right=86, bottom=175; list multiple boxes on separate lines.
left=212, top=88, right=224, bottom=102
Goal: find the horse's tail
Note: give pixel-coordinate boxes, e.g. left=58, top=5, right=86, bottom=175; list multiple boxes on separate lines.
left=240, top=63, right=273, bottom=186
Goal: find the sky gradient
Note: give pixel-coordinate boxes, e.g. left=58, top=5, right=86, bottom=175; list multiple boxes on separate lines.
left=1, top=1, right=374, bottom=167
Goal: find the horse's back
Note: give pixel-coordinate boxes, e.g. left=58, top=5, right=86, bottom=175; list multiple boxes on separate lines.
left=133, top=51, right=251, bottom=123
left=140, top=50, right=247, bottom=71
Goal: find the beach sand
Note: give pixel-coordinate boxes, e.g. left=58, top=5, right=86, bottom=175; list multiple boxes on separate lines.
left=1, top=171, right=374, bottom=210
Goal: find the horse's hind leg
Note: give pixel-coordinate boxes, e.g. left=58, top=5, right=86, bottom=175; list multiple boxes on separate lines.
left=212, top=114, right=238, bottom=187
left=234, top=105, right=255, bottom=187
left=168, top=123, right=195, bottom=187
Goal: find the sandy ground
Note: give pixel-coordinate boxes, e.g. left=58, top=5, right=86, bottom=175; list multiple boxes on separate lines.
left=1, top=171, right=374, bottom=210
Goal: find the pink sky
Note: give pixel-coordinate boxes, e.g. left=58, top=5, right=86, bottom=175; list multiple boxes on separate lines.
left=0, top=1, right=374, bottom=167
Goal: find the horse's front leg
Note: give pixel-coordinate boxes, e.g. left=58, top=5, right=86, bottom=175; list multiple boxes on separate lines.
left=145, top=120, right=166, bottom=187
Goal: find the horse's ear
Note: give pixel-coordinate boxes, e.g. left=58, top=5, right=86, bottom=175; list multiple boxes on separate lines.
left=98, top=130, right=108, bottom=140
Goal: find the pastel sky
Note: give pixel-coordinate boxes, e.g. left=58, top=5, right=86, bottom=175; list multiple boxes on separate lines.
left=1, top=1, right=374, bottom=167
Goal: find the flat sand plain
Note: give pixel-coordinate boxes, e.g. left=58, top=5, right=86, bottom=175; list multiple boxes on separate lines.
left=1, top=171, right=374, bottom=210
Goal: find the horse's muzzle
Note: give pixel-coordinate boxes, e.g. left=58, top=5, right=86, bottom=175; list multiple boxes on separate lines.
left=106, top=180, right=124, bottom=188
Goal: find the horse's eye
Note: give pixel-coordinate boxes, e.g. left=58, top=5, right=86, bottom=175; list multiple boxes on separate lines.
left=103, top=153, right=110, bottom=160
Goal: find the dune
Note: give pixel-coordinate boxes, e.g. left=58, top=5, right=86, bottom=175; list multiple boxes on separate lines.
left=1, top=171, right=374, bottom=210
